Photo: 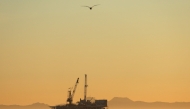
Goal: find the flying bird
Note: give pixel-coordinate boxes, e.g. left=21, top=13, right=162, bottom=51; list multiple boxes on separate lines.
left=82, top=4, right=100, bottom=10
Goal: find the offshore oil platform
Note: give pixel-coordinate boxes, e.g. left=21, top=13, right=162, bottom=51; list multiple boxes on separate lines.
left=50, top=74, right=108, bottom=109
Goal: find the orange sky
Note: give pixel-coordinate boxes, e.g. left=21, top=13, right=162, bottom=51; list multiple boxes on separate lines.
left=0, top=0, right=190, bottom=105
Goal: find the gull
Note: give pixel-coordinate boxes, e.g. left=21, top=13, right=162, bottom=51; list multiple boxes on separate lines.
left=82, top=4, right=100, bottom=10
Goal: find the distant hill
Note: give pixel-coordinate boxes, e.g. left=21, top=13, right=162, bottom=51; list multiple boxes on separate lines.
left=1, top=98, right=190, bottom=109
left=0, top=102, right=50, bottom=109
left=108, top=97, right=190, bottom=108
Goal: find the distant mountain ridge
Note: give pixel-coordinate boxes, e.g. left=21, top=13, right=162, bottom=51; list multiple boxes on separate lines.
left=109, top=97, right=134, bottom=103
left=108, top=97, right=190, bottom=108
left=1, top=97, right=190, bottom=109
left=0, top=102, right=49, bottom=109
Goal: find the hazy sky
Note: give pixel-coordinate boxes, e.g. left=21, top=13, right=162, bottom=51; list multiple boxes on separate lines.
left=1, top=0, right=190, bottom=105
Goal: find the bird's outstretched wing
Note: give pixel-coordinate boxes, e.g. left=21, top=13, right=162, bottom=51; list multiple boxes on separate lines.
left=82, top=6, right=91, bottom=8
left=92, top=4, right=100, bottom=7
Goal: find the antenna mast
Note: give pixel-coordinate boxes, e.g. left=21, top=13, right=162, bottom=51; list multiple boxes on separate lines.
left=84, top=74, right=88, bottom=102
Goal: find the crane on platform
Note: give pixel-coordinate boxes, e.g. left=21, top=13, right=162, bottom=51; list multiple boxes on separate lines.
left=67, top=78, right=79, bottom=105
left=50, top=74, right=108, bottom=109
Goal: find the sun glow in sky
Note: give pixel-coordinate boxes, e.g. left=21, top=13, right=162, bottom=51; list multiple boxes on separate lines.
left=1, top=0, right=190, bottom=105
